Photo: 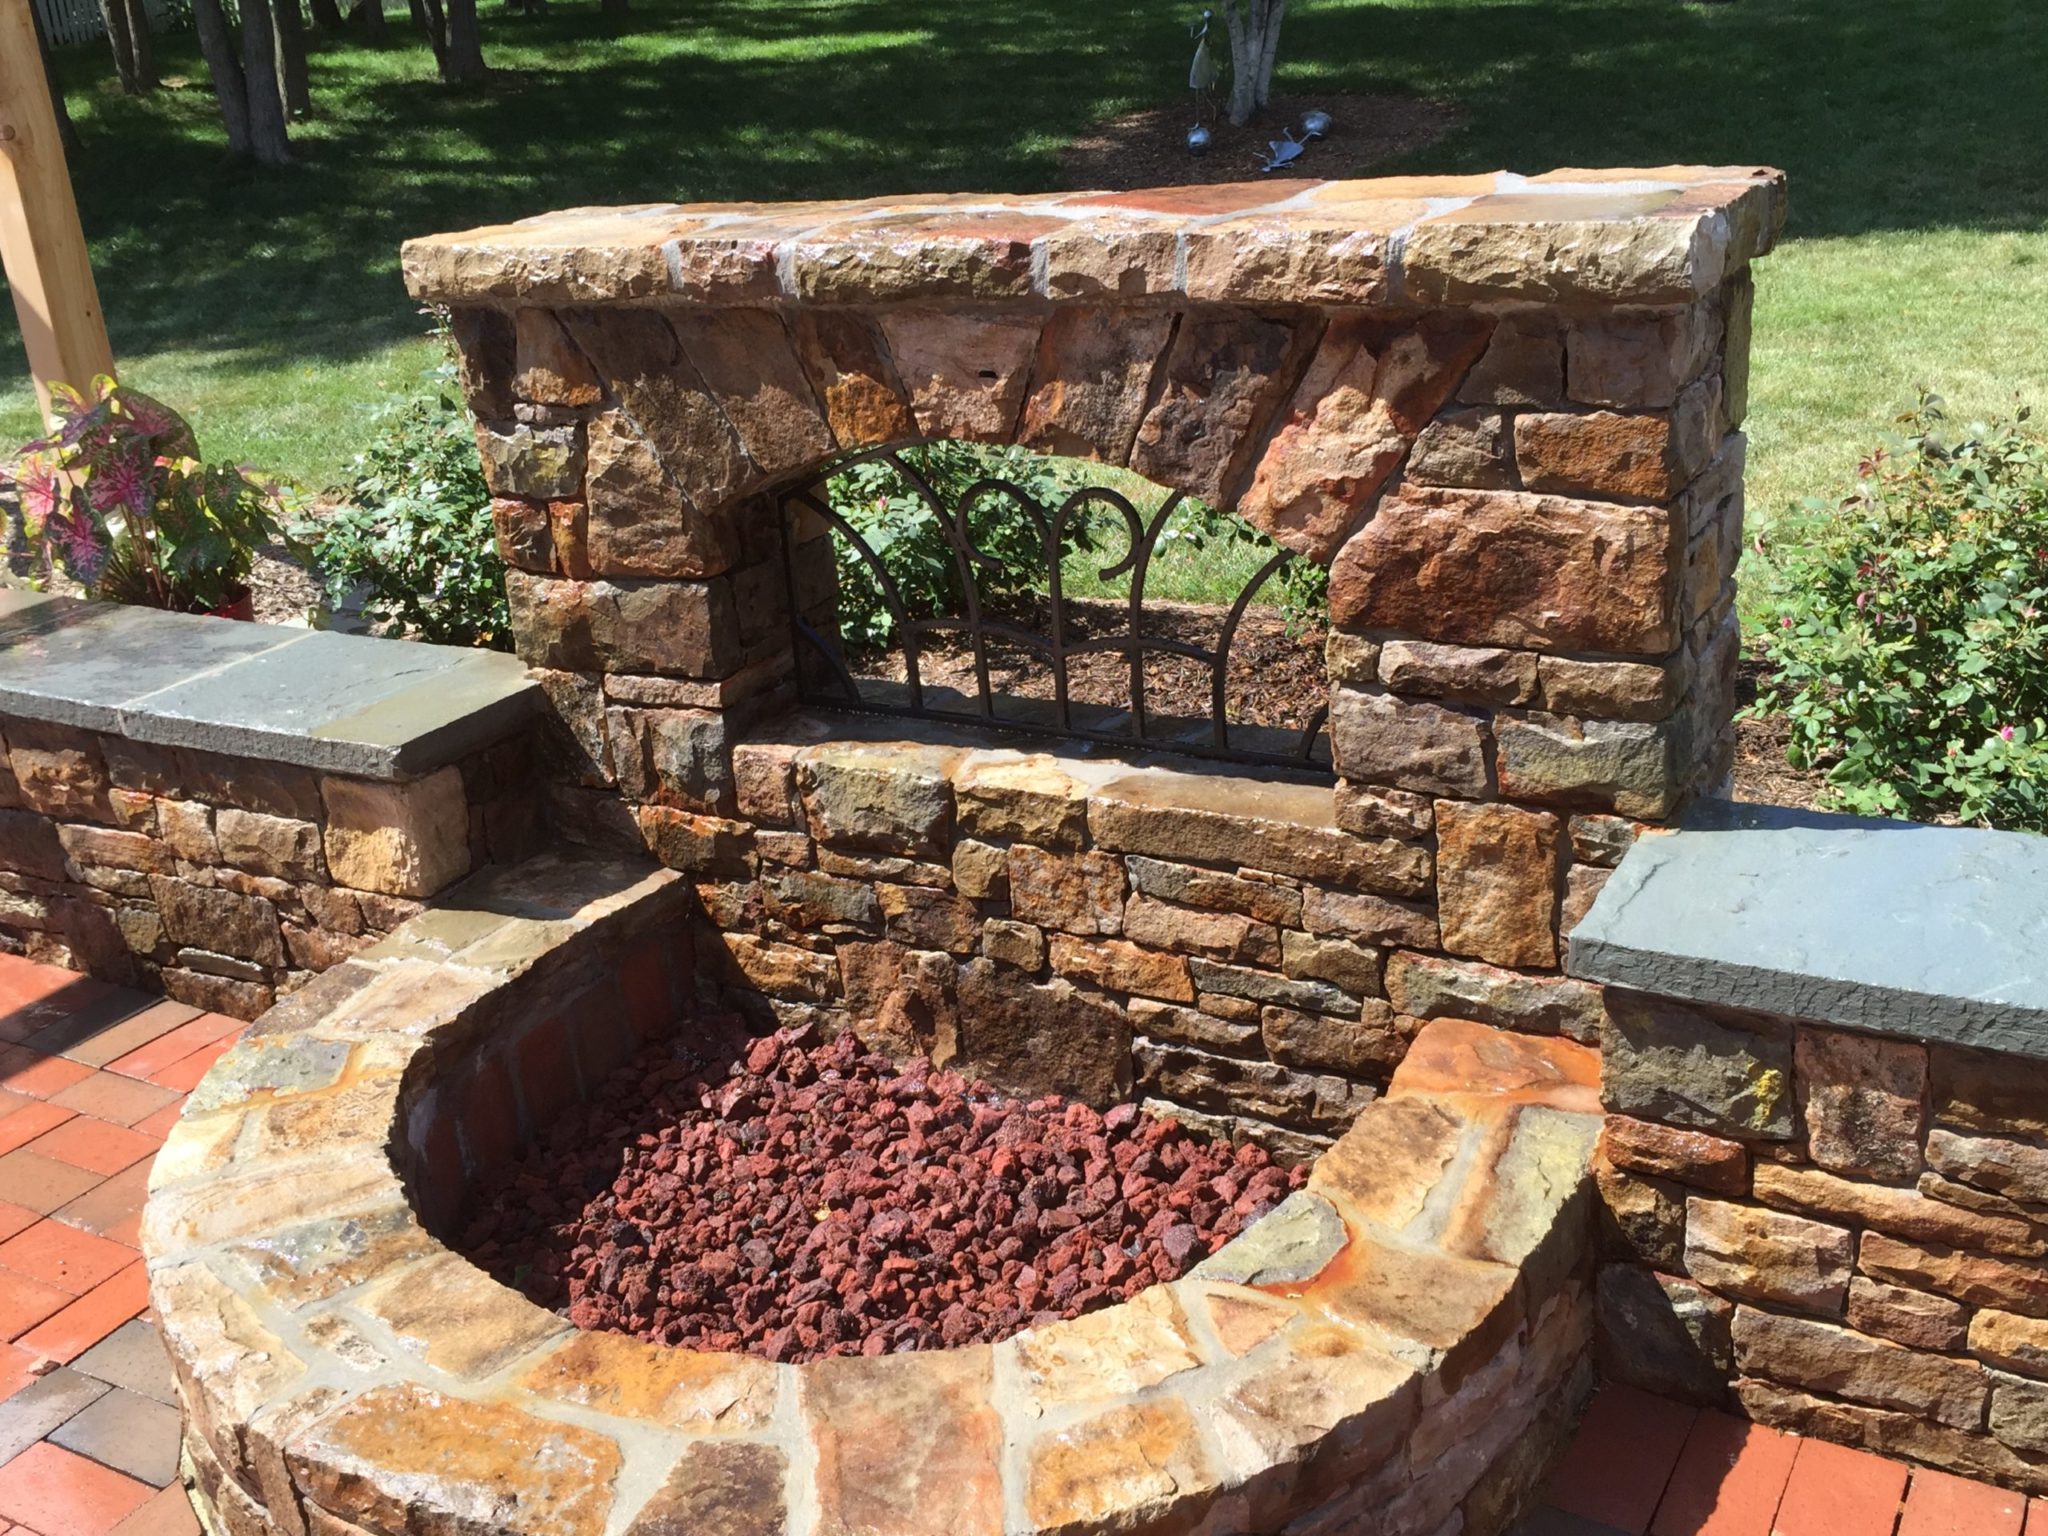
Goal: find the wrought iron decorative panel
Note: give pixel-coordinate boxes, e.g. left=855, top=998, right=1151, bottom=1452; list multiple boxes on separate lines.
left=777, top=445, right=1331, bottom=774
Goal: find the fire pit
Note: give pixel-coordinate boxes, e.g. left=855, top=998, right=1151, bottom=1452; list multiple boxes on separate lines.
left=145, top=852, right=1603, bottom=1536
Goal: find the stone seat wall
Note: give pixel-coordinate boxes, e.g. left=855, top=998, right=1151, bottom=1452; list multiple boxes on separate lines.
left=1571, top=803, right=2048, bottom=1495
left=143, top=850, right=1606, bottom=1536
left=0, top=592, right=544, bottom=1016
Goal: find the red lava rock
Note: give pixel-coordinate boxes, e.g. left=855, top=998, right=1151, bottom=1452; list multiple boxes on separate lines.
left=459, top=1023, right=1305, bottom=1362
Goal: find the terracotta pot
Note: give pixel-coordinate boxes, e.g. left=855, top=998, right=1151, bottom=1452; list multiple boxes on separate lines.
left=200, top=586, right=256, bottom=622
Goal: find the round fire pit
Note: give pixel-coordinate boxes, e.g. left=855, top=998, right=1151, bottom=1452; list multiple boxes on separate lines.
left=143, top=853, right=1603, bottom=1536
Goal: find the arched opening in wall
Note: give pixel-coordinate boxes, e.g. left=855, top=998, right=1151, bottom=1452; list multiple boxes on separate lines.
left=778, top=443, right=1331, bottom=774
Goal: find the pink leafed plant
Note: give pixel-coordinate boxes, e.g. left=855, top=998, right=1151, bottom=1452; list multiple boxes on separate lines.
left=2, top=376, right=288, bottom=614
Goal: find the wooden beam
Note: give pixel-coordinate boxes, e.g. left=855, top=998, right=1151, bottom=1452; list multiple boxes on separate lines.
left=0, top=0, right=114, bottom=424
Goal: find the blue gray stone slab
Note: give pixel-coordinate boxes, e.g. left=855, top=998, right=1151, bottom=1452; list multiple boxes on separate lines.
left=0, top=599, right=538, bottom=779
left=1569, top=800, right=2048, bottom=1060
left=0, top=601, right=303, bottom=731
left=123, top=628, right=537, bottom=778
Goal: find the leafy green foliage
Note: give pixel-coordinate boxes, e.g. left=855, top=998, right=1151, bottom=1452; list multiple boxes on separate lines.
left=2, top=376, right=287, bottom=612
left=298, top=365, right=509, bottom=649
left=824, top=443, right=1086, bottom=649
left=1754, top=397, right=2048, bottom=828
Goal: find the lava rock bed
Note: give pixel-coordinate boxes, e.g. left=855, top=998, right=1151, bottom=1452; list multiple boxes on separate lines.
left=458, top=1023, right=1306, bottom=1361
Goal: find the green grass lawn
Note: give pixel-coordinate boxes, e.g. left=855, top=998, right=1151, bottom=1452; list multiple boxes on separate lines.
left=3, top=0, right=2044, bottom=534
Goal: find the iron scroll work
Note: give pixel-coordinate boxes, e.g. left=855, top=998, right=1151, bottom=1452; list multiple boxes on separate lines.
left=777, top=446, right=1332, bottom=774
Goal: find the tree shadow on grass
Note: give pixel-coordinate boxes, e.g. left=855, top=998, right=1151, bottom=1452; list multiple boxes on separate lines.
left=9, top=0, right=2045, bottom=386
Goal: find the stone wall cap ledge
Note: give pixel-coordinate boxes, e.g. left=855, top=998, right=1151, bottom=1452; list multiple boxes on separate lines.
left=401, top=167, right=1787, bottom=308
left=1568, top=800, right=2048, bottom=1058
left=0, top=596, right=540, bottom=780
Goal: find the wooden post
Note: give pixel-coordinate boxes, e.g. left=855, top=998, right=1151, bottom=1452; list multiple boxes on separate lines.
left=0, top=0, right=114, bottom=424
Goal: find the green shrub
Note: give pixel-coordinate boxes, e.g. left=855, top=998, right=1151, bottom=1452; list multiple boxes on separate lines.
left=825, top=443, right=1089, bottom=650
left=1754, top=396, right=2048, bottom=828
left=299, top=362, right=509, bottom=650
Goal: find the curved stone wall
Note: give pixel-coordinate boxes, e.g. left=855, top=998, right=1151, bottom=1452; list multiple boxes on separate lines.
left=145, top=852, right=1602, bottom=1536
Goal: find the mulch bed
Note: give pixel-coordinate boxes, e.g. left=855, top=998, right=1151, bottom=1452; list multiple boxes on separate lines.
left=849, top=598, right=1330, bottom=736
left=1731, top=654, right=1828, bottom=811
left=1059, top=91, right=1463, bottom=191
left=460, top=1024, right=1305, bottom=1362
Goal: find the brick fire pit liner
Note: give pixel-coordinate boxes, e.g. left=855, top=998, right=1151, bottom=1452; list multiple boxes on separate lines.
left=142, top=853, right=1601, bottom=1536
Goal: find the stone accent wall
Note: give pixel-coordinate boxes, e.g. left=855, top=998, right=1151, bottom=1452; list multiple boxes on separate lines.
left=0, top=717, right=538, bottom=1017
left=146, top=851, right=1605, bottom=1536
left=1593, top=998, right=2048, bottom=1493
left=407, top=167, right=1783, bottom=1134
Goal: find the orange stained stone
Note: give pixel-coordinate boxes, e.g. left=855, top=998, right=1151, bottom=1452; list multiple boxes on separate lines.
left=1186, top=1280, right=1298, bottom=1358
left=804, top=1346, right=1004, bottom=1536
left=1420, top=187, right=1687, bottom=225
left=1311, top=1095, right=1469, bottom=1233
left=1065, top=179, right=1320, bottom=216
left=1301, top=1226, right=1522, bottom=1392
left=518, top=1329, right=779, bottom=1431
left=288, top=1383, right=622, bottom=1536
left=1004, top=1286, right=1203, bottom=1415
left=1387, top=1015, right=1602, bottom=1113
left=1024, top=1397, right=1218, bottom=1534
left=1209, top=1318, right=1416, bottom=1498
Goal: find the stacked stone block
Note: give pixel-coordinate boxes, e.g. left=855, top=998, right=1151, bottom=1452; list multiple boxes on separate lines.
left=145, top=849, right=1607, bottom=1536
left=0, top=718, right=536, bottom=1017
left=405, top=168, right=1782, bottom=1142
left=1593, top=995, right=2048, bottom=1494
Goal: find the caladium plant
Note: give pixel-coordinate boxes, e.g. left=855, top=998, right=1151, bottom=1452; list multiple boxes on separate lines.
left=3, top=376, right=288, bottom=613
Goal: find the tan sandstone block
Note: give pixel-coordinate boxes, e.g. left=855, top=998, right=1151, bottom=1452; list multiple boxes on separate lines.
left=1599, top=1116, right=1748, bottom=1195
left=519, top=1330, right=778, bottom=1429
left=360, top=1252, right=568, bottom=1378
left=1006, top=846, right=1126, bottom=935
left=805, top=1348, right=1004, bottom=1536
left=1796, top=1026, right=1927, bottom=1183
left=1972, top=1310, right=2048, bottom=1380
left=954, top=757, right=1089, bottom=848
left=1434, top=800, right=1562, bottom=969
left=288, top=1383, right=622, bottom=1536
left=1047, top=934, right=1192, bottom=1002
left=1023, top=1398, right=1220, bottom=1536
left=1847, top=1276, right=1970, bottom=1353
left=1730, top=1306, right=1988, bottom=1429
left=1755, top=1163, right=2046, bottom=1260
left=1330, top=486, right=1681, bottom=656
left=1683, top=1198, right=1852, bottom=1314
left=877, top=307, right=1041, bottom=442
left=1004, top=1287, right=1203, bottom=1414
left=320, top=769, right=470, bottom=899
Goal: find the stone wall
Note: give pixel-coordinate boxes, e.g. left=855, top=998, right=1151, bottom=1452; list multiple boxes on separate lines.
left=406, top=167, right=1784, bottom=1134
left=0, top=718, right=538, bottom=1017
left=147, top=850, right=1606, bottom=1536
left=1572, top=805, right=2048, bottom=1495
left=0, top=595, right=544, bottom=1017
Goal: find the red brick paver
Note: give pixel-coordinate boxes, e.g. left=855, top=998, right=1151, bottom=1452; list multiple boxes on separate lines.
left=0, top=956, right=239, bottom=1534
left=1525, top=1388, right=2027, bottom=1536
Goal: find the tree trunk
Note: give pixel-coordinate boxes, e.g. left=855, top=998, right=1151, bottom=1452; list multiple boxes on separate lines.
left=29, top=1, right=81, bottom=152
left=190, top=0, right=253, bottom=157
left=360, top=0, right=387, bottom=43
left=1219, top=0, right=1285, bottom=126
left=600, top=0, right=627, bottom=18
left=414, top=0, right=449, bottom=73
left=309, top=0, right=344, bottom=31
left=272, top=0, right=311, bottom=117
left=440, top=0, right=486, bottom=83
left=97, top=0, right=141, bottom=93
left=237, top=0, right=292, bottom=163
left=122, top=0, right=157, bottom=89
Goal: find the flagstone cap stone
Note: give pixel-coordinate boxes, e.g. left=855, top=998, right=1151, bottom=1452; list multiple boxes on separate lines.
left=145, top=848, right=1604, bottom=1536
left=402, top=167, right=1787, bottom=309
left=0, top=594, right=539, bottom=779
left=1568, top=800, right=2048, bottom=1060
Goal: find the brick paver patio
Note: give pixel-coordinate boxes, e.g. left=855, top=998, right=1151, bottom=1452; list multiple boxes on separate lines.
left=0, top=952, right=2037, bottom=1536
